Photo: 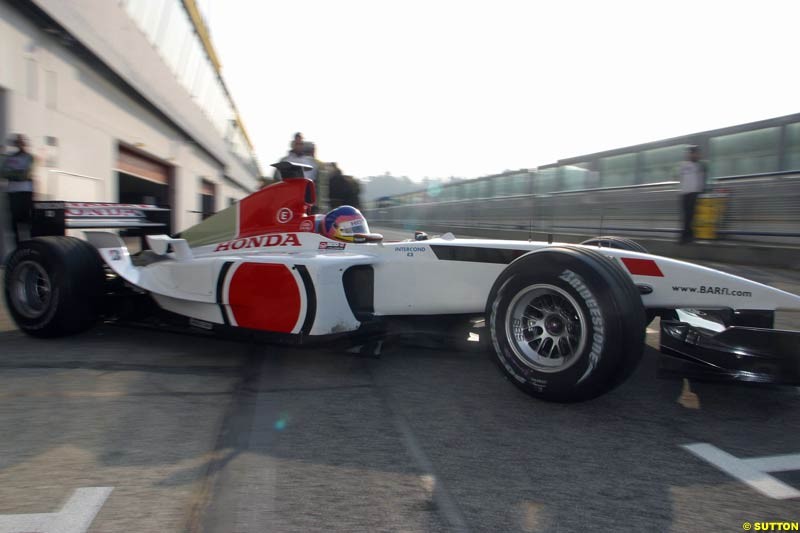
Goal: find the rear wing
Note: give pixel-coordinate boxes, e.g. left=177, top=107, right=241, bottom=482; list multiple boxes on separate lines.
left=32, top=202, right=170, bottom=236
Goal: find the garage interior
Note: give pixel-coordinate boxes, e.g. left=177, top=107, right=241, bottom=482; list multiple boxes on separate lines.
left=115, top=145, right=173, bottom=234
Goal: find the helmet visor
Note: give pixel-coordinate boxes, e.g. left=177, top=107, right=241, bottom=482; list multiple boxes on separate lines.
left=334, top=216, right=369, bottom=236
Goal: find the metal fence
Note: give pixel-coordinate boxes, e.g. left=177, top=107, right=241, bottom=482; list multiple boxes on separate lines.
left=365, top=172, right=800, bottom=246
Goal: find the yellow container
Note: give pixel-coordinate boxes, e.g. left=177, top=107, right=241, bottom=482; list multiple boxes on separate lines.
left=693, top=194, right=727, bottom=240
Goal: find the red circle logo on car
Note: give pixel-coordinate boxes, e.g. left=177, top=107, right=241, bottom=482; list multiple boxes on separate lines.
left=299, top=219, right=314, bottom=232
left=277, top=208, right=293, bottom=224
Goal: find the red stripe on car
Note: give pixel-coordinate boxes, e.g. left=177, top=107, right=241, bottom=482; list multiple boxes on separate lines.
left=621, top=257, right=664, bottom=277
left=228, top=263, right=301, bottom=332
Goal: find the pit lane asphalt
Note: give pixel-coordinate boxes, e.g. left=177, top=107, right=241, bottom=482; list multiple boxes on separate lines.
left=0, top=234, right=799, bottom=532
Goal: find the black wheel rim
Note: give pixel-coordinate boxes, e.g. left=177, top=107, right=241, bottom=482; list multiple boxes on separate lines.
left=10, top=260, right=52, bottom=319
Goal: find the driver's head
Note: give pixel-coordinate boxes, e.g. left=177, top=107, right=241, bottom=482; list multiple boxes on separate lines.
left=322, top=206, right=369, bottom=242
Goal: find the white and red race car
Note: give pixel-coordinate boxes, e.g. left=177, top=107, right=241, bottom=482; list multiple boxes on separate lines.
left=5, top=165, right=800, bottom=401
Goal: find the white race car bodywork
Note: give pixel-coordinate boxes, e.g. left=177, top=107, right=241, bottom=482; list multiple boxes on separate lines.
left=86, top=229, right=800, bottom=338
left=9, top=172, right=800, bottom=401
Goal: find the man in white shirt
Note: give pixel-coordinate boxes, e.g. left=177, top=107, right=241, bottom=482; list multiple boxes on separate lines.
left=1, top=134, right=35, bottom=244
left=275, top=133, right=318, bottom=182
left=678, top=145, right=706, bottom=244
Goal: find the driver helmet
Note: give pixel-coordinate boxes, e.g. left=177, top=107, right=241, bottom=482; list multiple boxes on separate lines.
left=322, top=206, right=370, bottom=242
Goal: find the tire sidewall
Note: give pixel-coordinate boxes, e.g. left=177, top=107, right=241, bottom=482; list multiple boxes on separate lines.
left=4, top=244, right=64, bottom=332
left=489, top=253, right=627, bottom=400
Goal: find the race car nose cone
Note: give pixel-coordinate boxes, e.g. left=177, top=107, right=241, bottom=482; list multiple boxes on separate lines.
left=545, top=315, right=565, bottom=335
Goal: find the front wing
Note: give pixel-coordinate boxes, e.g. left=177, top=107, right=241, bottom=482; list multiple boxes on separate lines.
left=659, top=317, right=800, bottom=385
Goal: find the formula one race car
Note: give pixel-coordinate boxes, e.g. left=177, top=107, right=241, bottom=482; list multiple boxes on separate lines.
left=5, top=162, right=800, bottom=402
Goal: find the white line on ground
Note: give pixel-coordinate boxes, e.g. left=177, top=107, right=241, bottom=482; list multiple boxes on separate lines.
left=0, top=487, right=113, bottom=533
left=682, top=443, right=800, bottom=500
left=390, top=410, right=470, bottom=532
left=742, top=453, right=800, bottom=473
left=370, top=378, right=470, bottom=533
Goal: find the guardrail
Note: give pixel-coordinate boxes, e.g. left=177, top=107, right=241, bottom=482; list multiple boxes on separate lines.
left=365, top=172, right=800, bottom=246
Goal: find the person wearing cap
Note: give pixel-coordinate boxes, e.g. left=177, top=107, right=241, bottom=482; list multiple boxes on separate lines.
left=1, top=134, right=35, bottom=244
left=678, top=145, right=707, bottom=244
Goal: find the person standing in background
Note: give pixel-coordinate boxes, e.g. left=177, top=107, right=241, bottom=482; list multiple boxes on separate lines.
left=1, top=134, right=35, bottom=244
left=343, top=174, right=361, bottom=209
left=0, top=143, right=10, bottom=262
left=678, top=145, right=706, bottom=244
left=301, top=141, right=320, bottom=184
left=328, top=164, right=361, bottom=210
left=303, top=141, right=326, bottom=213
left=327, top=163, right=347, bottom=209
left=275, top=132, right=317, bottom=182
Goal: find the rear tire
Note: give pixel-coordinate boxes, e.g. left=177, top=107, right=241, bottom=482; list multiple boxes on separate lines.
left=4, top=237, right=104, bottom=337
left=487, top=246, right=646, bottom=402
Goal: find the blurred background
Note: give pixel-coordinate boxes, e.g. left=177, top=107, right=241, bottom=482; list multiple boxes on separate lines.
left=0, top=0, right=798, bottom=258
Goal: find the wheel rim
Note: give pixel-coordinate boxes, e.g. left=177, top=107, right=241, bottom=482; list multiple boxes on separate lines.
left=10, top=260, right=53, bottom=319
left=505, top=284, right=587, bottom=373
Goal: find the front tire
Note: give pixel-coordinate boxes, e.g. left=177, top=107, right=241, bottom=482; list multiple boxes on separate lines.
left=4, top=237, right=104, bottom=337
left=580, top=236, right=666, bottom=325
left=487, top=246, right=646, bottom=402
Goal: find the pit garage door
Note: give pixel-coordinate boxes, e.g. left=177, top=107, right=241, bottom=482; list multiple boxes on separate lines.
left=200, top=179, right=216, bottom=220
left=115, top=145, right=173, bottom=233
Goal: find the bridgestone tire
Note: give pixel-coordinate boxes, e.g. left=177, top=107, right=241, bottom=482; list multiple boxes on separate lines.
left=487, top=246, right=646, bottom=402
left=580, top=236, right=648, bottom=254
left=4, top=237, right=104, bottom=337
